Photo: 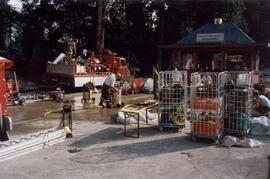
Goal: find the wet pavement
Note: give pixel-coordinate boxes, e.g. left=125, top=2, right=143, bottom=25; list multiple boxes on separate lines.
left=8, top=92, right=153, bottom=137
left=2, top=93, right=270, bottom=179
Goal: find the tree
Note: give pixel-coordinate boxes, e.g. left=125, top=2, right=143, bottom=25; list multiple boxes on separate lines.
left=2, top=0, right=265, bottom=76
left=96, top=0, right=105, bottom=54
left=224, top=0, right=247, bottom=31
left=0, top=0, right=10, bottom=54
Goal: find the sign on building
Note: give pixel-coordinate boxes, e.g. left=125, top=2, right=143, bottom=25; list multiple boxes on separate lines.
left=196, top=33, right=224, bottom=43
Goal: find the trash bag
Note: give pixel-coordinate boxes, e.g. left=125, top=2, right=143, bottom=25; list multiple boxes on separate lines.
left=142, top=78, right=153, bottom=93
left=251, top=116, right=270, bottom=135
left=117, top=110, right=158, bottom=124
left=221, top=136, right=262, bottom=148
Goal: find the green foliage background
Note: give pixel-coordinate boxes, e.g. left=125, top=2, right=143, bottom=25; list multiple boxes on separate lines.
left=1, top=0, right=270, bottom=76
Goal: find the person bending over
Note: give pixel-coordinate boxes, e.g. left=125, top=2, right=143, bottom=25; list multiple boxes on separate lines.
left=253, top=90, right=270, bottom=116
left=99, top=73, right=122, bottom=107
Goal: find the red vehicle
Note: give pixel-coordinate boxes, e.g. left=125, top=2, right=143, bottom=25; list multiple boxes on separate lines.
left=46, top=48, right=130, bottom=88
left=0, top=57, right=13, bottom=141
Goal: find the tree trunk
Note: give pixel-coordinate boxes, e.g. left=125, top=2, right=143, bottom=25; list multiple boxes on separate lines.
left=156, top=0, right=165, bottom=67
left=96, top=0, right=105, bottom=54
left=0, top=0, right=7, bottom=52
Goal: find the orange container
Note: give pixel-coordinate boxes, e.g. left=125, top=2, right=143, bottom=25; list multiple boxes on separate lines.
left=192, top=118, right=222, bottom=136
left=192, top=96, right=220, bottom=110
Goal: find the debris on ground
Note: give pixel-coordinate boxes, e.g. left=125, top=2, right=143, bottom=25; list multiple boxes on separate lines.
left=67, top=148, right=82, bottom=153
left=180, top=152, right=194, bottom=159
left=221, top=136, right=262, bottom=148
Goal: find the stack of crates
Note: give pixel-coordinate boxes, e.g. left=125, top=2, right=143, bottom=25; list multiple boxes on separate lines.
left=158, top=71, right=187, bottom=130
left=224, top=71, right=253, bottom=135
left=189, top=72, right=227, bottom=142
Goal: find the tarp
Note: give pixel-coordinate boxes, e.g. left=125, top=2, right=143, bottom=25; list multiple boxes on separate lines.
left=175, top=22, right=255, bottom=45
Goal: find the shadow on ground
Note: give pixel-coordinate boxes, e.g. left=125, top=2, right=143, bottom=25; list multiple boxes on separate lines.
left=70, top=126, right=180, bottom=148
left=70, top=134, right=209, bottom=165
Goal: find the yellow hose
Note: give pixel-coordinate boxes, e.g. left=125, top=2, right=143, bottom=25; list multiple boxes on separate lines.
left=43, top=105, right=102, bottom=119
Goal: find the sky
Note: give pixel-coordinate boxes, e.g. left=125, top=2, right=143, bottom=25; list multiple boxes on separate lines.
left=8, top=0, right=23, bottom=11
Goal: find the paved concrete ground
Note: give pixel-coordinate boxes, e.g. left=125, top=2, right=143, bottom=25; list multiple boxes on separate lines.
left=1, top=121, right=269, bottom=179
left=1, top=93, right=270, bottom=179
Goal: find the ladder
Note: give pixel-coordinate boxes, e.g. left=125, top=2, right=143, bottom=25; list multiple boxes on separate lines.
left=0, top=128, right=65, bottom=162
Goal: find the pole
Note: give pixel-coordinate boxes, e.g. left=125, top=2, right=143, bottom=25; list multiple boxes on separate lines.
left=13, top=71, right=19, bottom=92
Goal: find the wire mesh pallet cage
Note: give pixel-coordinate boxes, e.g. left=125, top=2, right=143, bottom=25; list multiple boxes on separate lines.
left=189, top=72, right=227, bottom=142
left=157, top=71, right=187, bottom=130
left=224, top=71, right=253, bottom=136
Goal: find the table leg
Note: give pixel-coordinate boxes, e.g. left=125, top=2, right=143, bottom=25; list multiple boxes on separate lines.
left=146, top=108, right=148, bottom=125
left=137, top=113, right=140, bottom=138
left=124, top=112, right=126, bottom=136
left=158, top=109, right=160, bottom=126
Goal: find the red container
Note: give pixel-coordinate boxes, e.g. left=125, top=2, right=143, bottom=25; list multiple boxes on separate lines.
left=192, top=96, right=221, bottom=110
left=192, top=118, right=222, bottom=136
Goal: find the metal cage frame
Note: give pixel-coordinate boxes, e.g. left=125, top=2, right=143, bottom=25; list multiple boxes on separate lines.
left=224, top=71, right=253, bottom=135
left=157, top=71, right=188, bottom=129
left=189, top=72, right=227, bottom=141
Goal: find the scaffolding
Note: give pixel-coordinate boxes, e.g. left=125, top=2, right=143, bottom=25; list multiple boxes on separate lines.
left=224, top=71, right=253, bottom=135
left=189, top=72, right=227, bottom=142
left=158, top=71, right=187, bottom=130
